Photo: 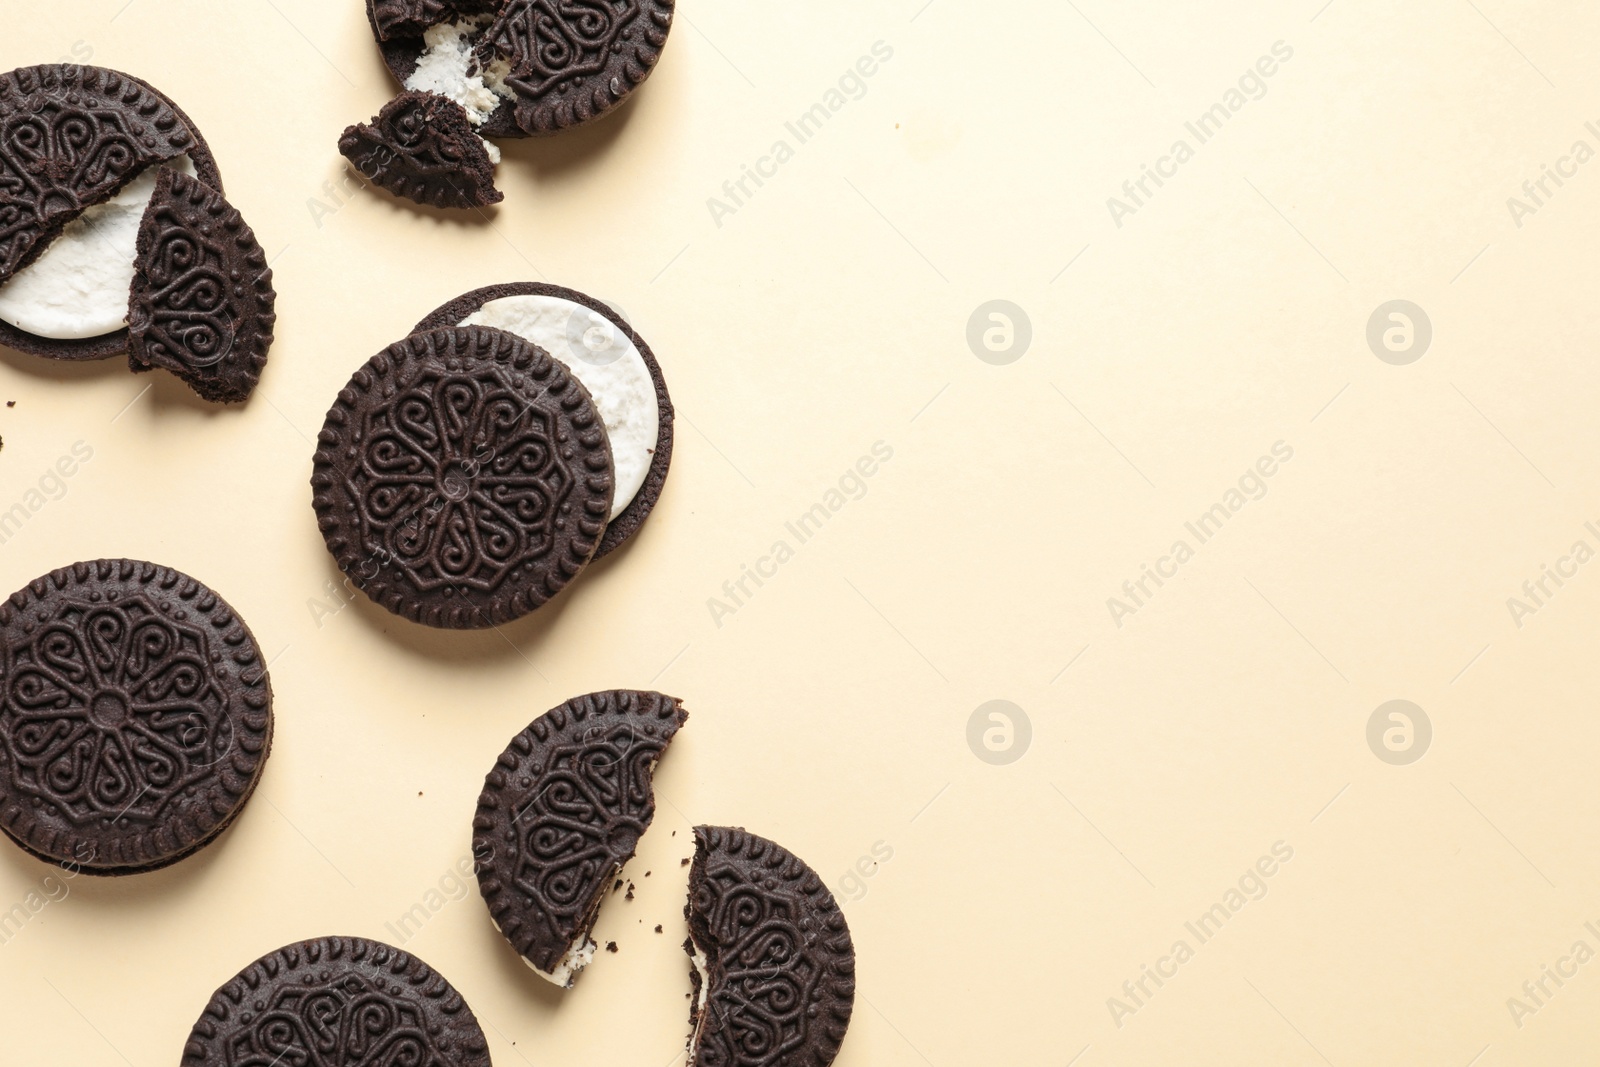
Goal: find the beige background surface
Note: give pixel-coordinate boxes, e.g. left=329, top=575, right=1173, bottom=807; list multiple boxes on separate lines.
left=1, top=1, right=1598, bottom=1064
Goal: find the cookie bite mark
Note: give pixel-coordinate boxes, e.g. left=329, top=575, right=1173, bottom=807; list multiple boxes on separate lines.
left=127, top=170, right=276, bottom=404
left=341, top=91, right=504, bottom=210
left=474, top=690, right=686, bottom=987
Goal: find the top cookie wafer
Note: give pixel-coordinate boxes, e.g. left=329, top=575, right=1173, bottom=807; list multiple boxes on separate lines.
left=312, top=325, right=615, bottom=629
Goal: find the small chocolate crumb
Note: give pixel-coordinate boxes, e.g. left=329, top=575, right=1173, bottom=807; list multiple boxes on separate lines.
left=5, top=401, right=13, bottom=407
left=645, top=871, right=651, bottom=877
left=614, top=879, right=624, bottom=892
left=681, top=858, right=690, bottom=867
left=605, top=941, right=618, bottom=953
left=655, top=925, right=663, bottom=934
left=625, top=883, right=635, bottom=901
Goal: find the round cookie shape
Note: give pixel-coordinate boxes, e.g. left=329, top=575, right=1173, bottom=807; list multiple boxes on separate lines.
left=686, top=826, right=857, bottom=1067
left=0, top=64, right=225, bottom=362
left=312, top=325, right=615, bottom=629
left=181, top=935, right=491, bottom=1067
left=0, top=559, right=274, bottom=876
left=473, top=689, right=687, bottom=986
left=412, top=283, right=673, bottom=559
left=367, top=0, right=675, bottom=138
left=127, top=168, right=277, bottom=404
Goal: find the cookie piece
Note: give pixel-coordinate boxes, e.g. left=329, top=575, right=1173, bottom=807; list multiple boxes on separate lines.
left=127, top=169, right=276, bottom=404
left=339, top=91, right=503, bottom=210
left=0, top=65, right=225, bottom=362
left=473, top=690, right=686, bottom=987
left=413, top=283, right=673, bottom=559
left=181, top=936, right=491, bottom=1067
left=0, top=559, right=273, bottom=876
left=311, top=325, right=614, bottom=629
left=686, top=827, right=856, bottom=1067
left=373, top=0, right=498, bottom=40
left=368, top=0, right=675, bottom=139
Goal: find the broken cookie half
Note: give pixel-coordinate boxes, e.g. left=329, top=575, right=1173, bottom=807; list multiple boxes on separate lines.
left=686, top=827, right=857, bottom=1067
left=0, top=63, right=275, bottom=403
left=339, top=90, right=504, bottom=209
left=128, top=170, right=277, bottom=404
left=474, top=690, right=687, bottom=987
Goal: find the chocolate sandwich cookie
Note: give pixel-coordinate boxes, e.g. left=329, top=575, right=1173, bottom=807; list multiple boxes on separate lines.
left=128, top=169, right=277, bottom=404
left=474, top=690, right=686, bottom=987
left=413, top=283, right=673, bottom=559
left=312, top=325, right=614, bottom=629
left=367, top=0, right=675, bottom=139
left=340, top=90, right=504, bottom=209
left=686, top=827, right=856, bottom=1067
left=0, top=64, right=225, bottom=363
left=0, top=559, right=273, bottom=876
left=181, top=936, right=491, bottom=1067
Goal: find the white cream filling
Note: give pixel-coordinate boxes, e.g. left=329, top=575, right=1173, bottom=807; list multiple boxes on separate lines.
left=405, top=17, right=512, bottom=126
left=481, top=138, right=502, bottom=165
left=461, top=294, right=660, bottom=521
left=541, top=935, right=598, bottom=988
left=490, top=909, right=600, bottom=989
left=0, top=156, right=195, bottom=340
left=688, top=942, right=712, bottom=1057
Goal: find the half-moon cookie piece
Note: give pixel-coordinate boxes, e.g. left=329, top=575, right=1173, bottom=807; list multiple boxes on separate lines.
left=311, top=325, right=614, bottom=629
left=127, top=169, right=276, bottom=404
left=474, top=690, right=686, bottom=987
left=181, top=936, right=491, bottom=1067
left=686, top=826, right=856, bottom=1067
left=413, top=283, right=674, bottom=559
left=0, top=559, right=274, bottom=876
left=339, top=90, right=504, bottom=210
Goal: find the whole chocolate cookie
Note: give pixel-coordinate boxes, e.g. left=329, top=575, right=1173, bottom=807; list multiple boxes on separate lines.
left=686, top=826, right=856, bottom=1067
left=474, top=690, right=687, bottom=986
left=311, top=325, right=614, bottom=629
left=128, top=169, right=277, bottom=404
left=181, top=936, right=491, bottom=1067
left=367, top=0, right=675, bottom=139
left=0, top=559, right=273, bottom=876
left=413, top=283, right=673, bottom=559
left=0, top=64, right=225, bottom=363
left=339, top=91, right=504, bottom=210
